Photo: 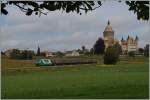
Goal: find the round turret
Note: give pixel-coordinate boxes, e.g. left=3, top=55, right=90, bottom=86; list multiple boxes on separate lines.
left=103, top=20, right=114, bottom=39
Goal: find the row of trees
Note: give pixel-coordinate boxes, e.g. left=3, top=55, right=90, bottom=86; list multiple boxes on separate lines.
left=9, top=49, right=34, bottom=60
left=2, top=39, right=149, bottom=64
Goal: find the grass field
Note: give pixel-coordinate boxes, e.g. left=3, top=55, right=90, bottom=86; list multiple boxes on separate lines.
left=1, top=56, right=149, bottom=99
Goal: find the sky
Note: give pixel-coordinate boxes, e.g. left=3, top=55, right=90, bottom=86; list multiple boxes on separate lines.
left=0, top=1, right=149, bottom=52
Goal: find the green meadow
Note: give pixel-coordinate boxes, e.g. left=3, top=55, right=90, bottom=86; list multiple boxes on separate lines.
left=1, top=56, right=149, bottom=99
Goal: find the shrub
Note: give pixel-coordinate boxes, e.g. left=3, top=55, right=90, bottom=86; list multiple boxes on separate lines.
left=55, top=51, right=64, bottom=57
left=128, top=51, right=135, bottom=57
left=104, top=46, right=119, bottom=64
left=113, top=42, right=122, bottom=55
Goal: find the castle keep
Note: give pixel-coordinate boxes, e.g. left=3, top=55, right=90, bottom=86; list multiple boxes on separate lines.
left=121, top=36, right=138, bottom=54
left=103, top=20, right=138, bottom=54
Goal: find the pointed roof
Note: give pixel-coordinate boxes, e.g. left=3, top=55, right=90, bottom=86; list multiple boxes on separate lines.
left=127, top=35, right=130, bottom=40
left=108, top=20, right=110, bottom=25
left=104, top=20, right=113, bottom=32
left=127, top=35, right=134, bottom=41
left=121, top=37, right=124, bottom=41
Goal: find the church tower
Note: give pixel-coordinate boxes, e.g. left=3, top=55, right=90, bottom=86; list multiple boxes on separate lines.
left=135, top=35, right=139, bottom=51
left=103, top=20, right=115, bottom=49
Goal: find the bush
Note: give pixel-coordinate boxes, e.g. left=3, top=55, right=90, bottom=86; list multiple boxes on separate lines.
left=128, top=51, right=135, bottom=57
left=104, top=46, right=119, bottom=64
left=55, top=51, right=64, bottom=57
left=113, top=42, right=122, bottom=55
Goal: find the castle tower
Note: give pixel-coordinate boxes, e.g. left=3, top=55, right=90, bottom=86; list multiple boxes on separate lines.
left=121, top=37, right=128, bottom=54
left=103, top=20, right=115, bottom=48
left=121, top=37, right=124, bottom=41
left=122, top=35, right=139, bottom=53
left=135, top=35, right=139, bottom=51
left=135, top=35, right=139, bottom=42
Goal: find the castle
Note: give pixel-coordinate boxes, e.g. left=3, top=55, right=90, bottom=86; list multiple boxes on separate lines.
left=103, top=20, right=138, bottom=54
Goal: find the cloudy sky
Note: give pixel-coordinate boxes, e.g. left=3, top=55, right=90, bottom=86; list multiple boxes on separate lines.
left=0, top=1, right=149, bottom=52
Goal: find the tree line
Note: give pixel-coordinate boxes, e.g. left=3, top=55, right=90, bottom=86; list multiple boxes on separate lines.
left=1, top=39, right=149, bottom=64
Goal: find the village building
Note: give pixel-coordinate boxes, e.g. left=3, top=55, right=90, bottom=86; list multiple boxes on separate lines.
left=65, top=50, right=80, bottom=56
left=44, top=51, right=55, bottom=57
left=103, top=20, right=138, bottom=54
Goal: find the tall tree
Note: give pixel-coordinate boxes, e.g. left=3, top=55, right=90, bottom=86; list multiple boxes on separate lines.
left=82, top=46, right=85, bottom=52
left=81, top=45, right=89, bottom=54
left=144, top=44, right=149, bottom=57
left=138, top=48, right=144, bottom=54
left=93, top=37, right=105, bottom=55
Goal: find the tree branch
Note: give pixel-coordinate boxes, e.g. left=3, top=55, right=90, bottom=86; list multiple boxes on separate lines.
left=80, top=5, right=101, bottom=11
left=14, top=3, right=47, bottom=15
